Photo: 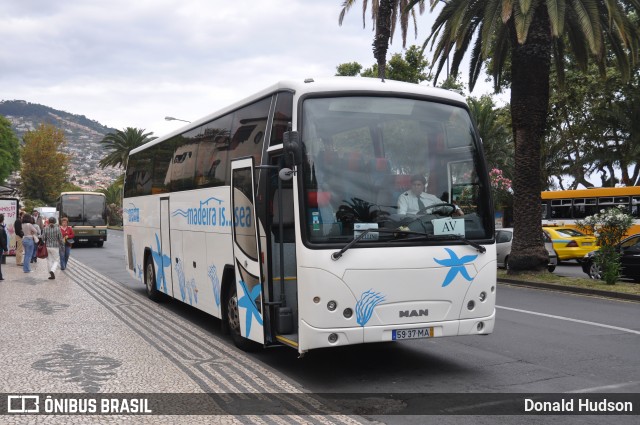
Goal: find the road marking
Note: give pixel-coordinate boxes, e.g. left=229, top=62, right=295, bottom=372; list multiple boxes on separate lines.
left=496, top=306, right=640, bottom=335
left=567, top=381, right=640, bottom=393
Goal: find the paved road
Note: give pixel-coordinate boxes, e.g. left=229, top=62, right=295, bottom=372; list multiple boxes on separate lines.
left=65, top=230, right=640, bottom=425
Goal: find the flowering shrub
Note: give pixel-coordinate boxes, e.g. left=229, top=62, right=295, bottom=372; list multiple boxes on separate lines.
left=489, top=168, right=513, bottom=209
left=107, top=203, right=123, bottom=226
left=576, top=206, right=633, bottom=284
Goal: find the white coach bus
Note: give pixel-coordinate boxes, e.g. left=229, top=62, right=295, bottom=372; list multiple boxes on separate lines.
left=123, top=77, right=496, bottom=354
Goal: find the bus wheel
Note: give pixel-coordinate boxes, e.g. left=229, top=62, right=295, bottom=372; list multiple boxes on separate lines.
left=96, top=241, right=104, bottom=247
left=145, top=258, right=162, bottom=301
left=226, top=284, right=260, bottom=351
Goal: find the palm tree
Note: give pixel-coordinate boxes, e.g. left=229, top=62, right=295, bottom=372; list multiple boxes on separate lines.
left=339, top=1, right=426, bottom=79
left=99, top=127, right=156, bottom=170
left=412, top=0, right=640, bottom=271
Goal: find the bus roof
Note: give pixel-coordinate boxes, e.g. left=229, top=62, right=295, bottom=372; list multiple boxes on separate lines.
left=542, top=186, right=640, bottom=199
left=130, top=77, right=467, bottom=156
left=60, top=191, right=105, bottom=196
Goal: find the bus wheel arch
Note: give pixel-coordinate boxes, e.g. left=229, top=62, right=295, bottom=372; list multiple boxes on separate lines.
left=220, top=265, right=235, bottom=335
left=221, top=265, right=260, bottom=351
left=144, top=249, right=162, bottom=301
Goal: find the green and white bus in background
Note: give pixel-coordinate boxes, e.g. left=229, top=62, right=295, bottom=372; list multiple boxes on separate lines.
left=56, top=191, right=108, bottom=247
left=123, top=77, right=496, bottom=354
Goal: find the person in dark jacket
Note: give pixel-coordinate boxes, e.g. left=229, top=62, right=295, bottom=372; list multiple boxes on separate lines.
left=14, top=211, right=24, bottom=266
left=0, top=213, right=8, bottom=280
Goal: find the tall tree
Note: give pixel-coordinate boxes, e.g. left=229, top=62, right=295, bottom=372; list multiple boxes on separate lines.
left=99, top=127, right=156, bottom=170
left=20, top=123, right=69, bottom=204
left=413, top=0, right=640, bottom=272
left=0, top=115, right=21, bottom=184
left=339, top=1, right=426, bottom=79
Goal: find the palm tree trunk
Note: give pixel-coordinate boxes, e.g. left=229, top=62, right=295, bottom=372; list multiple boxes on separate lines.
left=373, top=0, right=393, bottom=79
left=508, top=5, right=551, bottom=271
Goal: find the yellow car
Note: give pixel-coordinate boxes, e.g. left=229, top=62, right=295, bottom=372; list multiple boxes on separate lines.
left=543, top=226, right=598, bottom=263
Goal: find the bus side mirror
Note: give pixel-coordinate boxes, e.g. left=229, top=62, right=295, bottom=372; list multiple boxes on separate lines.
left=283, top=130, right=302, bottom=167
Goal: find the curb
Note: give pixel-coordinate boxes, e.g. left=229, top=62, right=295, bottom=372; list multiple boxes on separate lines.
left=498, top=278, right=640, bottom=302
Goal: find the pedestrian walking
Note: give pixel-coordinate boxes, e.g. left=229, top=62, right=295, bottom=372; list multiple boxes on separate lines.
left=31, top=212, right=42, bottom=264
left=0, top=213, right=8, bottom=280
left=14, top=210, right=24, bottom=266
left=41, top=217, right=64, bottom=279
left=20, top=214, right=39, bottom=273
left=58, top=217, right=74, bottom=271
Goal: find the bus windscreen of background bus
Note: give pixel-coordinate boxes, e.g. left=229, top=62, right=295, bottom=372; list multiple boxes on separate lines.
left=57, top=192, right=108, bottom=246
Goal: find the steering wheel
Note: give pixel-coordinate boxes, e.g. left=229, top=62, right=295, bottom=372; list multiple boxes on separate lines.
left=416, top=202, right=457, bottom=217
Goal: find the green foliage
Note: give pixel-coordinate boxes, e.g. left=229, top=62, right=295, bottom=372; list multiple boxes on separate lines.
left=576, top=206, right=634, bottom=285
left=467, top=96, right=513, bottom=178
left=20, top=123, right=69, bottom=204
left=99, top=179, right=123, bottom=226
left=0, top=115, right=21, bottom=184
left=99, top=127, right=156, bottom=170
left=336, top=62, right=363, bottom=76
left=544, top=55, right=640, bottom=189
left=335, top=45, right=430, bottom=83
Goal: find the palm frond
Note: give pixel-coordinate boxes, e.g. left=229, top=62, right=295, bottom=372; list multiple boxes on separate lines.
left=545, top=0, right=566, bottom=37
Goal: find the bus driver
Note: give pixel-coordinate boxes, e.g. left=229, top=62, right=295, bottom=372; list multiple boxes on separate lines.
left=397, top=174, right=463, bottom=216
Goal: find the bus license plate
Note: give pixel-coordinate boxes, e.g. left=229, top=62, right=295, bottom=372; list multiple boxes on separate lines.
left=392, top=327, right=433, bottom=340
left=79, top=238, right=88, bottom=242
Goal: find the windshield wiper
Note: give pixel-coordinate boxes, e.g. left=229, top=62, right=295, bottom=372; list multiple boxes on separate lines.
left=331, top=228, right=400, bottom=260
left=331, top=228, right=486, bottom=261
left=426, top=233, right=486, bottom=253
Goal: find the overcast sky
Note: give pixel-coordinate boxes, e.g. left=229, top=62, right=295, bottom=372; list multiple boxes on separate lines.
left=0, top=0, right=498, bottom=137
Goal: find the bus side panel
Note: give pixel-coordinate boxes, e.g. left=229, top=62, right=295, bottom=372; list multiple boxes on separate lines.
left=167, top=188, right=234, bottom=319
left=123, top=196, right=159, bottom=286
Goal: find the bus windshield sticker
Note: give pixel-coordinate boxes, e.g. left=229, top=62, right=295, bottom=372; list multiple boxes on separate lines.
left=432, top=218, right=465, bottom=236
left=354, top=223, right=379, bottom=240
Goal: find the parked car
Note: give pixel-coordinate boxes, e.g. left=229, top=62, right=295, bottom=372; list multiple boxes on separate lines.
left=542, top=226, right=597, bottom=263
left=581, top=234, right=640, bottom=282
left=496, top=228, right=557, bottom=272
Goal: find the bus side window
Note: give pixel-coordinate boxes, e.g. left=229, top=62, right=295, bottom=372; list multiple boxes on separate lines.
left=195, top=115, right=232, bottom=189
left=270, top=92, right=293, bottom=147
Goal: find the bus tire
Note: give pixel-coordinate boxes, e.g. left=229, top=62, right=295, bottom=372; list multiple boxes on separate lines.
left=96, top=241, right=104, bottom=247
left=226, top=283, right=260, bottom=351
left=145, top=256, right=162, bottom=301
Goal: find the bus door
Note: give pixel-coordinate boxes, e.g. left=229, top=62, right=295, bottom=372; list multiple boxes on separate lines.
left=267, top=156, right=298, bottom=348
left=231, top=158, right=265, bottom=345
left=159, top=197, right=173, bottom=296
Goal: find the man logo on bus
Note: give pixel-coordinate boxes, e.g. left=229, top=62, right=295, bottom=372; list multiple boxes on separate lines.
left=434, top=248, right=477, bottom=287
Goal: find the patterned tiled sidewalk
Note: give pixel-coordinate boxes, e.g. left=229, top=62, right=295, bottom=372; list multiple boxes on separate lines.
left=0, top=257, right=369, bottom=425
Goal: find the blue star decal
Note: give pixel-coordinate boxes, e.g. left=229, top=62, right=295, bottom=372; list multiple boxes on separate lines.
left=237, top=280, right=263, bottom=337
left=434, top=248, right=477, bottom=287
left=151, top=233, right=171, bottom=293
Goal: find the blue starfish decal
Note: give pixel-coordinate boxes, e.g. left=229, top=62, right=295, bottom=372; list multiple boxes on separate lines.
left=434, top=248, right=477, bottom=287
left=237, top=280, right=263, bottom=337
left=151, top=233, right=171, bottom=293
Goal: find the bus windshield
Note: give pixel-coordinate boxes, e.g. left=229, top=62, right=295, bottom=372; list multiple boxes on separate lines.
left=62, top=194, right=107, bottom=226
left=300, top=96, right=492, bottom=244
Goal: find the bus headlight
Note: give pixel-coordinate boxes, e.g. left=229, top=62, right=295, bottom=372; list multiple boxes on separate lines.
left=327, top=300, right=337, bottom=311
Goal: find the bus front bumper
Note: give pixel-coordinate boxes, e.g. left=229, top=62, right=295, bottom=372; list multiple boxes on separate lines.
left=297, top=310, right=495, bottom=353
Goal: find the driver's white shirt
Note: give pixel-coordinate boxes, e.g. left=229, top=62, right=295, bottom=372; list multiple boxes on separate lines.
left=397, top=191, right=442, bottom=215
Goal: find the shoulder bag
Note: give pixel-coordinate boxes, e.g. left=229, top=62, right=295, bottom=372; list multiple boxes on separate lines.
left=36, top=239, right=48, bottom=259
